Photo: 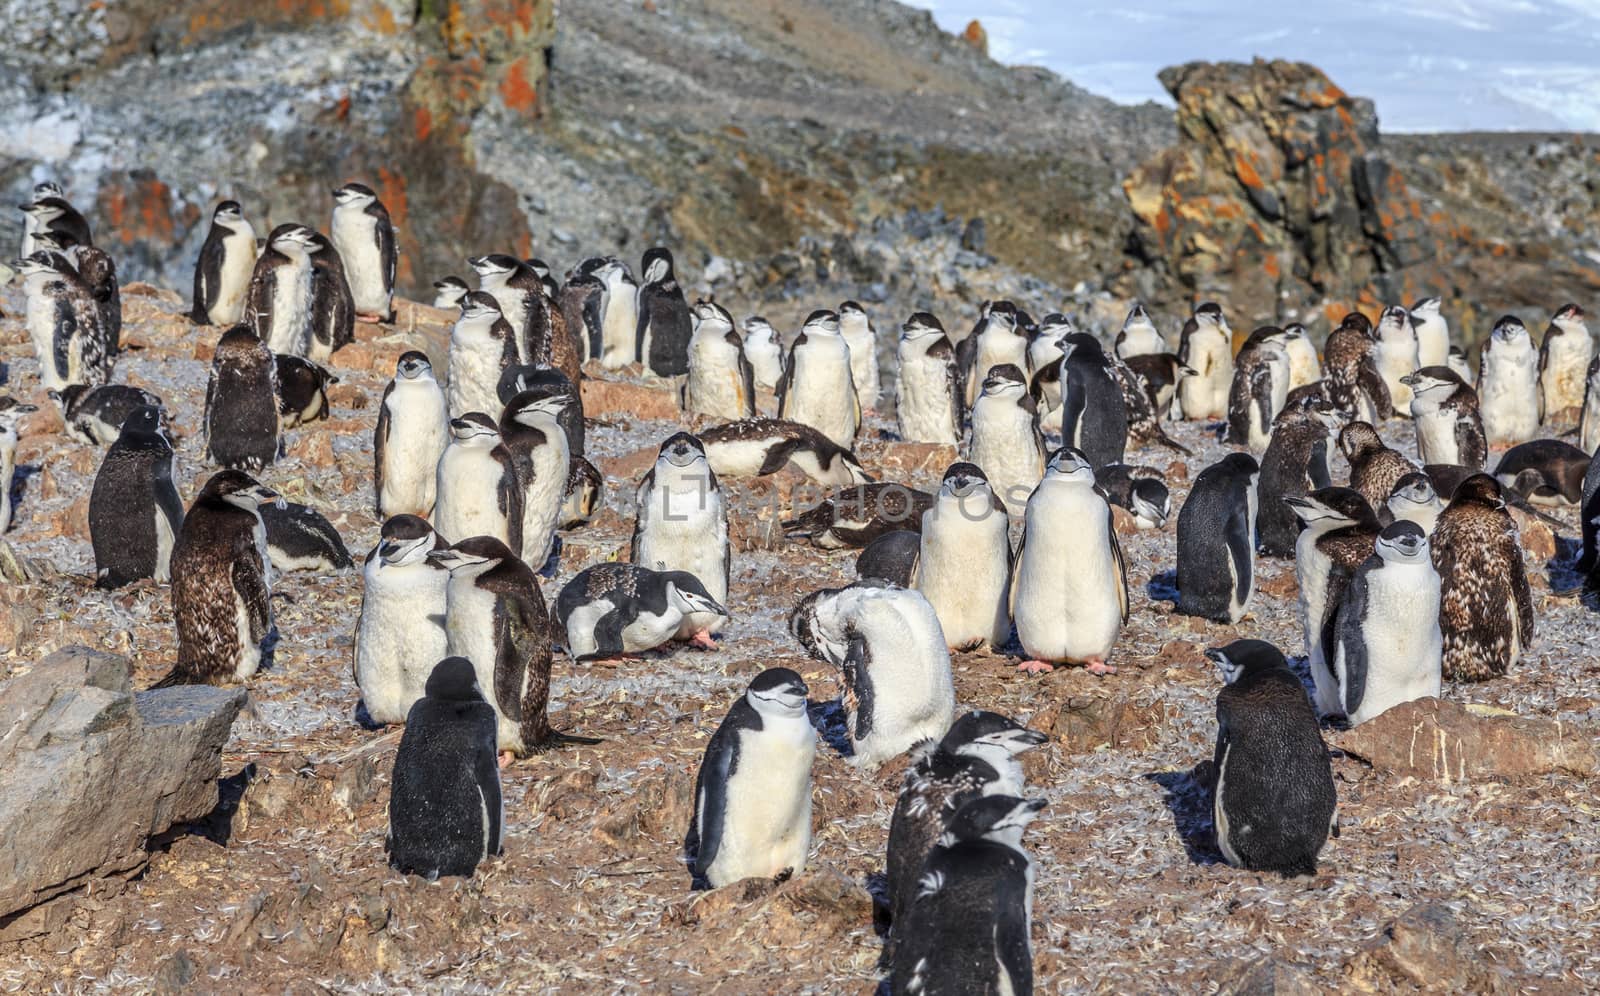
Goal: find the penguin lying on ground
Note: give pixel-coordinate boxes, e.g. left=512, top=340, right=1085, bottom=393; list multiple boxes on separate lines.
left=274, top=354, right=337, bottom=429
left=782, top=483, right=934, bottom=549
left=555, top=564, right=728, bottom=663
left=1493, top=438, right=1588, bottom=506
left=698, top=418, right=871, bottom=488
left=1096, top=463, right=1171, bottom=530
left=259, top=501, right=353, bottom=573
left=50, top=383, right=164, bottom=446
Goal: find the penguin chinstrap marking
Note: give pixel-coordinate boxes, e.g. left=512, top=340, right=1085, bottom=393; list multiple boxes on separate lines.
left=245, top=224, right=320, bottom=358
left=1386, top=472, right=1444, bottom=534
left=889, top=794, right=1045, bottom=996
left=259, top=501, right=352, bottom=574
left=681, top=298, right=755, bottom=420
left=635, top=247, right=694, bottom=378
left=917, top=462, right=1012, bottom=651
left=1226, top=326, right=1292, bottom=452
left=1372, top=305, right=1421, bottom=411
left=330, top=182, right=397, bottom=323
left=1050, top=333, right=1128, bottom=470
left=432, top=412, right=522, bottom=552
left=156, top=471, right=281, bottom=687
left=555, top=563, right=729, bottom=662
left=0, top=397, right=39, bottom=535
left=1207, top=640, right=1338, bottom=877
left=431, top=276, right=469, bottom=311
left=1176, top=452, right=1260, bottom=624
left=1401, top=366, right=1487, bottom=470
left=895, top=312, right=963, bottom=445
left=1477, top=315, right=1540, bottom=446
left=50, top=383, right=163, bottom=447
left=1010, top=447, right=1129, bottom=674
left=777, top=309, right=861, bottom=449
left=204, top=324, right=280, bottom=472
left=1113, top=301, right=1166, bottom=360
left=966, top=363, right=1044, bottom=518
left=687, top=668, right=815, bottom=890
left=375, top=351, right=449, bottom=518
left=1331, top=521, right=1442, bottom=726
left=17, top=250, right=111, bottom=392
left=447, top=291, right=520, bottom=420
left=838, top=300, right=881, bottom=415
left=500, top=390, right=571, bottom=571
left=697, top=418, right=871, bottom=489
left=190, top=200, right=257, bottom=326
left=89, top=405, right=183, bottom=589
left=1255, top=394, right=1343, bottom=558
left=387, top=657, right=503, bottom=880
left=1286, top=487, right=1380, bottom=717
left=1176, top=302, right=1233, bottom=420
left=631, top=432, right=729, bottom=644
left=355, top=515, right=451, bottom=726
left=741, top=316, right=785, bottom=395
left=1430, top=474, right=1534, bottom=682
left=958, top=300, right=1028, bottom=408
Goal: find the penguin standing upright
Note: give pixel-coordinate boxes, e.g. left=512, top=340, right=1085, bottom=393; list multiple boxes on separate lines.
left=1331, top=521, right=1442, bottom=726
left=68, top=241, right=120, bottom=356
left=917, top=463, right=1012, bottom=651
left=556, top=564, right=728, bottom=661
left=1114, top=302, right=1166, bottom=359
left=387, top=657, right=503, bottom=879
left=355, top=516, right=451, bottom=725
left=1286, top=487, right=1380, bottom=716
left=1024, top=313, right=1075, bottom=414
left=632, top=432, right=729, bottom=644
left=682, top=299, right=755, bottom=420
left=496, top=366, right=585, bottom=455
left=777, top=309, right=860, bottom=448
left=190, top=201, right=257, bottom=326
left=741, top=316, right=785, bottom=393
left=965, top=364, right=1044, bottom=517
left=895, top=312, right=963, bottom=445
left=1207, top=640, right=1337, bottom=876
left=1010, top=447, right=1129, bottom=674
left=1280, top=323, right=1322, bottom=391
left=838, top=301, right=881, bottom=415
left=1538, top=304, right=1591, bottom=422
left=304, top=231, right=355, bottom=363
left=1410, top=296, right=1451, bottom=368
left=246, top=224, right=320, bottom=357
left=1255, top=395, right=1342, bottom=557
left=687, top=668, right=815, bottom=889
left=19, top=183, right=67, bottom=257
left=49, top=383, right=163, bottom=446
left=433, top=413, right=521, bottom=550
left=446, top=292, right=520, bottom=419
left=1226, top=326, right=1292, bottom=452
left=1401, top=367, right=1486, bottom=469
left=17, top=251, right=109, bottom=391
left=1431, top=474, right=1534, bottom=682
left=1323, top=312, right=1391, bottom=422
left=330, top=182, right=397, bottom=323
left=375, top=352, right=450, bottom=518
left=89, top=405, right=184, bottom=589
left=1339, top=421, right=1418, bottom=512
left=1176, top=302, right=1233, bottom=420
left=1581, top=354, right=1600, bottom=453
left=1372, top=305, right=1420, bottom=411
left=636, top=247, right=694, bottom=378
left=596, top=258, right=639, bottom=370
left=157, top=471, right=280, bottom=687
left=958, top=301, right=1029, bottom=407
left=0, top=397, right=38, bottom=534
left=1054, top=333, right=1129, bottom=469
left=469, top=255, right=541, bottom=362
left=1175, top=452, right=1260, bottom=624
left=499, top=391, right=570, bottom=571
left=204, top=324, right=280, bottom=471
left=558, top=262, right=605, bottom=364
left=1477, top=315, right=1540, bottom=446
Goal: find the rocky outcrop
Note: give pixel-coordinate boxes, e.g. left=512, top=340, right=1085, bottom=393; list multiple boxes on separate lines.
left=1331, top=697, right=1598, bottom=782
left=0, top=647, right=245, bottom=933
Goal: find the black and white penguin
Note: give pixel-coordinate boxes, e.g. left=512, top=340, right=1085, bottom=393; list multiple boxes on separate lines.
left=1581, top=353, right=1600, bottom=453
left=895, top=312, right=963, bottom=445
left=0, top=397, right=36, bottom=534
left=1207, top=639, right=1337, bottom=877
left=1023, top=313, right=1074, bottom=414
left=838, top=300, right=881, bottom=415
left=560, top=456, right=603, bottom=530
left=1330, top=521, right=1442, bottom=726
left=635, top=247, right=694, bottom=378
left=432, top=276, right=470, bottom=310
left=499, top=390, right=571, bottom=571
left=1112, top=349, right=1190, bottom=455
left=304, top=231, right=355, bottom=363
left=433, top=413, right=522, bottom=551
left=966, top=363, right=1044, bottom=517
left=1175, top=452, right=1260, bottom=624
left=1493, top=438, right=1589, bottom=506
left=259, top=501, right=352, bottom=573
left=1477, top=315, right=1540, bottom=446
left=595, top=258, right=639, bottom=370
left=916, top=463, right=1012, bottom=651
left=777, top=309, right=860, bottom=448
left=1448, top=345, right=1476, bottom=385
left=355, top=515, right=450, bottom=726
left=1053, top=332, right=1128, bottom=470
left=21, top=195, right=92, bottom=253
left=330, top=182, right=397, bottom=323
left=1400, top=366, right=1486, bottom=470
left=682, top=299, right=755, bottom=420
left=1176, top=301, right=1233, bottom=421
left=87, top=405, right=182, bottom=589
left=204, top=324, right=280, bottom=471
left=1410, top=296, right=1450, bottom=368
left=557, top=262, right=605, bottom=364
left=788, top=580, right=955, bottom=767
left=1255, top=394, right=1343, bottom=558
left=890, top=794, right=1045, bottom=996
left=1281, top=323, right=1322, bottom=391
left=190, top=200, right=258, bottom=326
left=631, top=432, right=728, bottom=644
left=1538, top=303, right=1591, bottom=422
left=1226, top=326, right=1292, bottom=452
left=245, top=224, right=320, bottom=357
left=687, top=668, right=815, bottom=889
left=782, top=482, right=934, bottom=549
left=156, top=471, right=280, bottom=687
left=1386, top=472, right=1444, bottom=533
left=495, top=365, right=584, bottom=456
left=556, top=563, right=728, bottom=662
left=1431, top=474, right=1534, bottom=682
left=1114, top=301, right=1167, bottom=360
left=274, top=354, right=338, bottom=429
left=1124, top=351, right=1192, bottom=421
left=50, top=383, right=163, bottom=446
left=469, top=254, right=542, bottom=362
left=1372, top=305, right=1420, bottom=411
left=1286, top=487, right=1380, bottom=716
left=376, top=351, right=450, bottom=518
left=958, top=300, right=1028, bottom=408
left=446, top=291, right=520, bottom=419
left=741, top=316, right=785, bottom=393
left=1010, top=447, right=1128, bottom=674
left=386, top=657, right=503, bottom=879
left=698, top=418, right=871, bottom=488
left=1339, top=421, right=1417, bottom=512
left=17, top=250, right=109, bottom=391
left=1096, top=463, right=1171, bottom=530
left=1323, top=312, right=1391, bottom=423
left=19, top=183, right=66, bottom=257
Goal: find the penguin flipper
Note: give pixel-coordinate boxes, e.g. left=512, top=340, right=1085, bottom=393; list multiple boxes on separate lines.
left=1335, top=564, right=1373, bottom=716
left=1107, top=503, right=1130, bottom=626
left=474, top=731, right=504, bottom=857
left=993, top=858, right=1036, bottom=995
left=232, top=556, right=271, bottom=644
left=1307, top=437, right=1333, bottom=491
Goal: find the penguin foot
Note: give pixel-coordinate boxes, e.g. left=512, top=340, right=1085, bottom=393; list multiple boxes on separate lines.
left=1083, top=658, right=1118, bottom=675
left=498, top=751, right=515, bottom=769
left=1016, top=659, right=1056, bottom=674
left=690, top=630, right=719, bottom=650
left=357, top=311, right=386, bottom=324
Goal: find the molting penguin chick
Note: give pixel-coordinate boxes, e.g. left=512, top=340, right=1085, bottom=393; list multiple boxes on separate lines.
left=50, top=383, right=163, bottom=446
left=558, top=260, right=606, bottom=365
left=1331, top=521, right=1442, bottom=726
left=1323, top=312, right=1391, bottom=422
left=469, top=254, right=542, bottom=364
left=1386, top=472, right=1443, bottom=533
left=687, top=668, right=815, bottom=889
left=781, top=482, right=934, bottom=549
left=596, top=258, right=639, bottom=370
left=635, top=247, right=694, bottom=378
left=1372, top=305, right=1421, bottom=410
left=376, top=351, right=449, bottom=518
left=698, top=418, right=871, bottom=488
left=274, top=354, right=337, bottom=429
left=1339, top=421, right=1417, bottom=512
left=1286, top=487, right=1380, bottom=717
left=355, top=515, right=450, bottom=726
left=1113, top=301, right=1166, bottom=359
left=433, top=413, right=522, bottom=550
left=447, top=291, right=520, bottom=419
left=431, top=276, right=469, bottom=311
left=1401, top=366, right=1486, bottom=470
left=259, top=501, right=352, bottom=573
left=499, top=390, right=570, bottom=570
left=1207, top=639, right=1337, bottom=877
left=1011, top=447, right=1129, bottom=674
left=1096, top=463, right=1171, bottom=530
left=838, top=300, right=881, bottom=414
left=246, top=224, right=319, bottom=357
left=190, top=201, right=257, bottom=326
left=89, top=405, right=183, bottom=588
left=1124, top=351, right=1193, bottom=420
left=1227, top=325, right=1292, bottom=452
left=917, top=462, right=1012, bottom=652
left=1409, top=296, right=1450, bottom=368
left=386, top=657, right=503, bottom=879
left=0, top=397, right=37, bottom=535
left=1430, top=474, right=1534, bottom=682
left=965, top=363, right=1044, bottom=517
left=303, top=231, right=354, bottom=363
left=330, top=181, right=397, bottom=323
left=204, top=324, right=280, bottom=471
left=1255, top=394, right=1343, bottom=558
left=741, top=316, right=785, bottom=393
left=777, top=309, right=860, bottom=448
left=556, top=564, right=728, bottom=662
left=896, top=312, right=963, bottom=444
left=788, top=581, right=955, bottom=768
left=1477, top=315, right=1540, bottom=446
left=17, top=250, right=109, bottom=391
left=158, top=471, right=281, bottom=687
left=682, top=298, right=755, bottom=419
left=1176, top=301, right=1233, bottom=420
left=1538, top=303, right=1592, bottom=422
left=631, top=432, right=728, bottom=644
left=1176, top=452, right=1260, bottom=624
left=958, top=300, right=1028, bottom=407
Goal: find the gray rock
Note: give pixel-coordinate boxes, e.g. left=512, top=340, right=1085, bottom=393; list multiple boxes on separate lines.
left=0, top=647, right=245, bottom=922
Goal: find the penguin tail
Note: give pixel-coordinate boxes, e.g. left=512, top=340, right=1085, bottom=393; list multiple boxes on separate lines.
left=147, top=667, right=190, bottom=690
left=536, top=729, right=604, bottom=752
left=1150, top=426, right=1194, bottom=456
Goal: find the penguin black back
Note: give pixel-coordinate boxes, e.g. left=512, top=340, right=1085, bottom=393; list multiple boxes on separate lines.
left=1256, top=395, right=1342, bottom=557
left=636, top=247, right=693, bottom=377
left=1057, top=333, right=1128, bottom=469
left=204, top=324, right=280, bottom=471
left=89, top=405, right=184, bottom=589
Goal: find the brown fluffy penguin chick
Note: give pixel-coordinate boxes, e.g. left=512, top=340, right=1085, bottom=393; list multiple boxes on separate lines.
left=1430, top=474, right=1535, bottom=681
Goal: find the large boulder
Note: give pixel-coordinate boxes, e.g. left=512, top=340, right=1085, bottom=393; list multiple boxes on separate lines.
left=0, top=648, right=245, bottom=930
left=1331, top=697, right=1598, bottom=782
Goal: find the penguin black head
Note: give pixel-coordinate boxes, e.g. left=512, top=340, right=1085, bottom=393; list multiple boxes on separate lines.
left=428, top=535, right=515, bottom=577
left=1448, top=473, right=1508, bottom=512
left=498, top=366, right=575, bottom=408
left=433, top=275, right=468, bottom=294
left=1035, top=313, right=1075, bottom=338
left=901, top=312, right=946, bottom=339
left=1204, top=638, right=1285, bottom=685
left=46, top=385, right=85, bottom=411
left=657, top=431, right=707, bottom=468
left=212, top=200, right=244, bottom=223
left=448, top=412, right=501, bottom=443
left=1337, top=421, right=1386, bottom=462
left=502, top=389, right=569, bottom=433
left=1409, top=296, right=1443, bottom=320
left=1195, top=301, right=1225, bottom=321
left=0, top=396, right=40, bottom=428
left=32, top=181, right=65, bottom=200
left=985, top=301, right=1019, bottom=330
left=423, top=657, right=484, bottom=702
left=1060, top=331, right=1104, bottom=360
left=1044, top=446, right=1095, bottom=483
left=1551, top=303, right=1586, bottom=327
left=118, top=405, right=166, bottom=441
left=1375, top=520, right=1429, bottom=562
left=1399, top=365, right=1465, bottom=398
left=940, top=795, right=1046, bottom=847
left=1129, top=476, right=1173, bottom=528
left=662, top=570, right=729, bottom=620
left=1490, top=315, right=1529, bottom=343
left=1275, top=390, right=1342, bottom=432
left=940, top=461, right=990, bottom=498
left=332, top=182, right=378, bottom=206
left=198, top=469, right=282, bottom=511
left=1337, top=312, right=1373, bottom=338
left=693, top=298, right=734, bottom=327
left=572, top=256, right=610, bottom=278
left=980, top=363, right=1027, bottom=396
left=395, top=351, right=435, bottom=381
left=838, top=300, right=867, bottom=318
left=641, top=247, right=675, bottom=284
left=21, top=197, right=72, bottom=223
left=13, top=250, right=72, bottom=279
left=1242, top=325, right=1288, bottom=351
left=1388, top=472, right=1438, bottom=509
left=1377, top=305, right=1411, bottom=331
left=1284, top=486, right=1376, bottom=530
left=1215, top=452, right=1260, bottom=479
left=377, top=514, right=439, bottom=564
left=746, top=667, right=809, bottom=717
left=1122, top=302, right=1153, bottom=328
left=215, top=324, right=270, bottom=366
left=940, top=710, right=1049, bottom=757
left=743, top=316, right=777, bottom=341
left=458, top=291, right=504, bottom=324
left=267, top=224, right=319, bottom=256
left=803, top=309, right=840, bottom=334
left=469, top=254, right=523, bottom=285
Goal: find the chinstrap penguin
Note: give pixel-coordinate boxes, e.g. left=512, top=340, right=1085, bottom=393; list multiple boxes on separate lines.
left=1477, top=315, right=1540, bottom=446
left=88, top=405, right=183, bottom=588
left=355, top=515, right=451, bottom=726
left=500, top=390, right=571, bottom=571
left=1176, top=452, right=1260, bottom=624
left=50, top=383, right=163, bottom=447
left=330, top=181, right=397, bottom=323
left=259, top=501, right=352, bottom=574
left=556, top=564, right=728, bottom=662
left=1176, top=301, right=1233, bottom=421
left=1430, top=474, right=1534, bottom=682
left=433, top=412, right=522, bottom=550
left=682, top=298, right=755, bottom=420
left=375, top=351, right=450, bottom=518
left=1331, top=521, right=1442, bottom=726
left=965, top=363, right=1044, bottom=517
left=0, top=397, right=38, bottom=535
left=204, top=324, right=280, bottom=471
left=777, top=309, right=860, bottom=448
left=781, top=482, right=934, bottom=549
left=895, top=312, right=963, bottom=445
left=916, top=462, right=1012, bottom=652
left=635, top=247, right=694, bottom=378
left=274, top=354, right=337, bottom=429
left=697, top=418, right=871, bottom=488
left=630, top=432, right=729, bottom=644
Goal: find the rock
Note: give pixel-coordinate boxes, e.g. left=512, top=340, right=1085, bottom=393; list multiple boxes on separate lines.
left=599, top=445, right=664, bottom=484
left=960, top=20, right=988, bottom=56
left=581, top=379, right=680, bottom=422
left=1207, top=955, right=1321, bottom=995
left=0, top=648, right=245, bottom=921
left=1110, top=503, right=1138, bottom=535
left=1342, top=904, right=1509, bottom=993
left=1510, top=508, right=1556, bottom=563
left=152, top=950, right=199, bottom=995
left=330, top=756, right=380, bottom=817
left=676, top=862, right=872, bottom=936
left=1330, top=697, right=1598, bottom=781
left=870, top=442, right=960, bottom=480
left=1030, top=682, right=1167, bottom=753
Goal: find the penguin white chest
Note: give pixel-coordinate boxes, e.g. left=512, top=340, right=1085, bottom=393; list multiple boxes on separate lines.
left=1374, top=332, right=1420, bottom=408
left=1179, top=330, right=1232, bottom=419
left=380, top=384, right=450, bottom=516
left=786, top=339, right=857, bottom=447
left=213, top=229, right=258, bottom=325
left=332, top=211, right=386, bottom=314
left=918, top=498, right=1010, bottom=649
left=897, top=350, right=958, bottom=444
left=1343, top=563, right=1442, bottom=725
left=24, top=287, right=62, bottom=388
left=1479, top=348, right=1539, bottom=444
left=967, top=400, right=1041, bottom=515
left=445, top=583, right=517, bottom=743
left=1014, top=485, right=1122, bottom=663
left=357, top=561, right=449, bottom=724
left=685, top=331, right=747, bottom=418
left=447, top=330, right=504, bottom=419
left=265, top=262, right=312, bottom=356
left=1411, top=405, right=1460, bottom=466
left=599, top=280, right=637, bottom=368
left=1542, top=333, right=1593, bottom=415
left=434, top=448, right=512, bottom=545
left=517, top=423, right=570, bottom=566
left=713, top=721, right=815, bottom=882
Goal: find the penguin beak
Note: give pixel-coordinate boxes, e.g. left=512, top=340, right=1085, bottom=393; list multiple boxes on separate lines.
left=1399, top=372, right=1419, bottom=387
left=253, top=486, right=285, bottom=509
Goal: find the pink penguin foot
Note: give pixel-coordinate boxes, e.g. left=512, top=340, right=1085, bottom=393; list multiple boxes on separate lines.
left=1016, top=659, right=1057, bottom=674
left=498, top=751, right=515, bottom=769
left=690, top=630, right=719, bottom=651
left=1084, top=658, right=1118, bottom=676
left=357, top=312, right=386, bottom=324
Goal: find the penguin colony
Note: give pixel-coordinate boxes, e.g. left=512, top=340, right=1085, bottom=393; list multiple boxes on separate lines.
left=2, top=181, right=1591, bottom=989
